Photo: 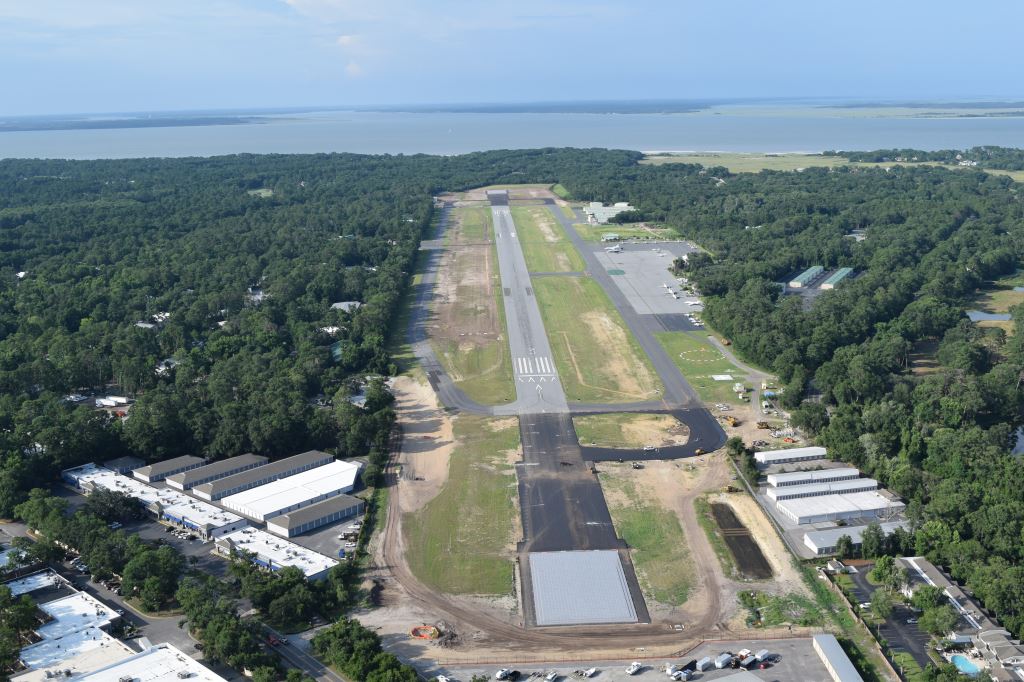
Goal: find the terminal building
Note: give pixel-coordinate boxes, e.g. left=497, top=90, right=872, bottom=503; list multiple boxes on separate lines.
left=132, top=455, right=207, bottom=483
left=166, top=453, right=268, bottom=491
left=766, top=477, right=878, bottom=502
left=767, top=467, right=860, bottom=487
left=803, top=521, right=908, bottom=556
left=63, top=464, right=249, bottom=540
left=214, top=527, right=338, bottom=580
left=191, top=449, right=333, bottom=501
left=788, top=265, right=824, bottom=288
left=266, top=493, right=364, bottom=538
left=220, top=459, right=362, bottom=522
left=754, top=446, right=827, bottom=466
left=776, top=490, right=905, bottom=525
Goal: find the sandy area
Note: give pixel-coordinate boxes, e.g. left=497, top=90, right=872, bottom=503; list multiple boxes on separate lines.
left=620, top=414, right=689, bottom=447
left=393, top=376, right=455, bottom=513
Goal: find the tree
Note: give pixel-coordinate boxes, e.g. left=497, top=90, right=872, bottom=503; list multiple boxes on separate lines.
left=122, top=546, right=184, bottom=611
left=860, top=522, right=885, bottom=559
left=835, top=534, right=854, bottom=560
left=83, top=488, right=145, bottom=523
left=871, top=588, right=894, bottom=620
left=911, top=585, right=947, bottom=611
left=919, top=605, right=959, bottom=636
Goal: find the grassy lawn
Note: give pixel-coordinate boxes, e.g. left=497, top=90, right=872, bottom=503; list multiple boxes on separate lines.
left=533, top=276, right=663, bottom=403
left=438, top=336, right=516, bottom=404
left=738, top=590, right=824, bottom=628
left=551, top=183, right=571, bottom=199
left=655, top=331, right=744, bottom=405
left=510, top=206, right=584, bottom=272
left=454, top=206, right=491, bottom=242
left=694, top=496, right=738, bottom=578
left=403, top=415, right=519, bottom=595
left=600, top=477, right=693, bottom=606
left=572, top=222, right=666, bottom=242
left=573, top=413, right=688, bottom=449
left=245, top=188, right=274, bottom=197
left=969, top=271, right=1023, bottom=335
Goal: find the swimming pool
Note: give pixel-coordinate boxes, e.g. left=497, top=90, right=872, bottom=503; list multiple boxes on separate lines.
left=951, top=654, right=981, bottom=676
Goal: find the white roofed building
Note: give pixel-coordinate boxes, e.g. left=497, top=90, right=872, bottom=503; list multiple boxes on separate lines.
left=214, top=527, right=338, bottom=580
left=220, top=460, right=362, bottom=522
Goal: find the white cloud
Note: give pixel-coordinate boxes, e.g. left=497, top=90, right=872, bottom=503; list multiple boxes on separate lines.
left=336, top=34, right=356, bottom=47
left=344, top=60, right=364, bottom=78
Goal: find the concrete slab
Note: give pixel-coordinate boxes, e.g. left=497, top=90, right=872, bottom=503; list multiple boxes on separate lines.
left=528, top=550, right=637, bottom=626
left=592, top=246, right=701, bottom=316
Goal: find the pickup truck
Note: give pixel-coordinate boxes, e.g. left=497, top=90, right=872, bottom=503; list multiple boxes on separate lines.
left=626, top=662, right=642, bottom=676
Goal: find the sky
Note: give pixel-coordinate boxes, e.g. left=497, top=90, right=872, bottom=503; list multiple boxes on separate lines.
left=1, top=0, right=1022, bottom=116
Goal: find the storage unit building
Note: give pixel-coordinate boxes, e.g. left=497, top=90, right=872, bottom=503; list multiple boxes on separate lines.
left=788, top=265, right=824, bottom=288
left=766, top=467, right=860, bottom=487
left=220, top=460, right=362, bottom=522
left=803, top=521, right=909, bottom=556
left=776, top=491, right=905, bottom=525
left=754, top=446, right=827, bottom=466
left=767, top=478, right=878, bottom=502
left=132, top=455, right=206, bottom=483
left=165, top=453, right=268, bottom=491
left=191, top=449, right=333, bottom=501
left=820, top=267, right=854, bottom=290
left=813, top=633, right=864, bottom=682
left=266, top=493, right=364, bottom=538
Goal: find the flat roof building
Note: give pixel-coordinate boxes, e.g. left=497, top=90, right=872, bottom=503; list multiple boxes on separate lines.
left=813, top=634, right=863, bottom=682
left=776, top=491, right=905, bottom=525
left=16, top=626, right=133, bottom=678
left=132, top=455, right=206, bottom=483
left=583, top=201, right=634, bottom=224
left=803, top=521, right=908, bottom=556
left=214, top=527, right=338, bottom=580
left=77, top=643, right=229, bottom=682
left=101, top=456, right=145, bottom=475
left=767, top=478, right=878, bottom=502
left=221, top=460, right=362, bottom=522
left=820, top=267, right=854, bottom=290
left=789, top=265, right=824, bottom=288
left=192, top=449, right=333, bottom=501
left=266, top=493, right=364, bottom=538
left=63, top=464, right=249, bottom=540
left=527, top=550, right=639, bottom=626
left=3, top=569, right=63, bottom=596
left=165, top=453, right=268, bottom=491
left=754, top=446, right=827, bottom=466
left=767, top=467, right=860, bottom=487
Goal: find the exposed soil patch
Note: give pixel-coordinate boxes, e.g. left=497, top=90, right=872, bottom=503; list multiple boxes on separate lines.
left=710, top=503, right=773, bottom=580
left=579, top=311, right=659, bottom=399
left=393, top=376, right=455, bottom=513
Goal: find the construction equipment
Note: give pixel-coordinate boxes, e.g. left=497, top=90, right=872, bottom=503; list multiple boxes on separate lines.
left=722, top=415, right=739, bottom=427
left=756, top=421, right=770, bottom=429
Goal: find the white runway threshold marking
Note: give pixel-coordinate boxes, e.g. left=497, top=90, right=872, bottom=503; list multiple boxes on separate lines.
left=515, top=356, right=557, bottom=383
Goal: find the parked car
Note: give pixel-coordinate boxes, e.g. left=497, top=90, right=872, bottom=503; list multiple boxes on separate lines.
left=626, top=662, right=642, bottom=675
left=495, top=669, right=510, bottom=680
left=906, top=618, right=919, bottom=625
left=545, top=672, right=558, bottom=682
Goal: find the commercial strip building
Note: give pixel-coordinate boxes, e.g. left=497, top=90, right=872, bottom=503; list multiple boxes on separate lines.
left=767, top=467, right=860, bottom=487
left=820, top=267, right=854, bottom=290
left=77, top=643, right=229, bottom=682
left=213, top=527, right=338, bottom=580
left=788, top=265, right=824, bottom=288
left=63, top=464, right=249, bottom=540
left=165, top=453, right=268, bottom=491
left=802, top=521, right=908, bottom=556
left=754, top=446, right=827, bottom=466
left=766, top=477, right=878, bottom=502
left=266, top=493, right=364, bottom=538
left=132, top=455, right=206, bottom=483
left=191, top=449, right=333, bottom=501
left=220, top=459, right=362, bottom=522
left=776, top=491, right=905, bottom=525
left=812, top=634, right=863, bottom=682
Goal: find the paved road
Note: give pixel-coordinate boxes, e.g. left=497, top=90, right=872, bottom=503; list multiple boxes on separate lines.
left=490, top=191, right=569, bottom=414
left=848, top=565, right=932, bottom=670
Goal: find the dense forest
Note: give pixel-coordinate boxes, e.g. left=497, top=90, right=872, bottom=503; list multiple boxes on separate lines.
left=828, top=145, right=1024, bottom=170
left=556, top=157, right=1024, bottom=639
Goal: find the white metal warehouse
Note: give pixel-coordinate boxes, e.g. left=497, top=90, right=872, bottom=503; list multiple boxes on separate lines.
left=813, top=633, right=864, bottom=681
left=213, top=527, right=338, bottom=580
left=776, top=491, right=905, bottom=525
left=803, top=521, right=909, bottom=556
left=754, top=446, right=827, bottom=466
left=266, top=493, right=364, bottom=538
left=220, top=459, right=362, bottom=522
left=767, top=478, right=878, bottom=502
left=766, top=467, right=860, bottom=487
left=191, top=449, right=333, bottom=501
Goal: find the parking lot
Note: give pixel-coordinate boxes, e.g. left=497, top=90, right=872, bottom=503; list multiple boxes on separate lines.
left=846, top=564, right=933, bottom=669
left=437, top=637, right=832, bottom=682
left=287, top=514, right=365, bottom=560
left=592, top=243, right=701, bottom=317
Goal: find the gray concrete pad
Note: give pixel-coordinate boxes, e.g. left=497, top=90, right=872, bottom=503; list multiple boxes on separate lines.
left=529, top=550, right=637, bottom=626
left=592, top=246, right=702, bottom=316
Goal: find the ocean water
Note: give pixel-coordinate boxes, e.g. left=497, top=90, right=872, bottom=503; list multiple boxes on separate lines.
left=3, top=107, right=1024, bottom=159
